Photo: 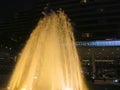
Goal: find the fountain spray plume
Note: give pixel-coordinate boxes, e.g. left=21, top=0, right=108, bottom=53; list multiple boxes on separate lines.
left=7, top=10, right=89, bottom=90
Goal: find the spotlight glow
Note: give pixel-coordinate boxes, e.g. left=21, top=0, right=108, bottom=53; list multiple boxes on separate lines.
left=21, top=88, right=26, bottom=90
left=64, top=87, right=73, bottom=90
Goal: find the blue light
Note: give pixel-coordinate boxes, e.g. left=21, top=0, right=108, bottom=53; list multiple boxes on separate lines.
left=76, top=40, right=120, bottom=47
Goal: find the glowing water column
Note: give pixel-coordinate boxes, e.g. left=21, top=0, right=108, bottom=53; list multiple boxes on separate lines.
left=7, top=10, right=89, bottom=90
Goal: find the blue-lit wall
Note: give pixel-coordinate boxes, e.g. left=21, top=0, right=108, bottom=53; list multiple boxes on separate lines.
left=76, top=40, right=120, bottom=47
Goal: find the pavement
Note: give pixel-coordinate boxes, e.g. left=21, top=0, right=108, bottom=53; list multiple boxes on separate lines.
left=94, top=79, right=114, bottom=84
left=88, top=79, right=120, bottom=90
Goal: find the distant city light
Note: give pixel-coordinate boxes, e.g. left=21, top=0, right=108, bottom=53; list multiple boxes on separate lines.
left=81, top=0, right=87, bottom=3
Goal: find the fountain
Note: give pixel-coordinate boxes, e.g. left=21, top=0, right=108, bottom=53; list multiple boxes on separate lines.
left=7, top=10, right=89, bottom=90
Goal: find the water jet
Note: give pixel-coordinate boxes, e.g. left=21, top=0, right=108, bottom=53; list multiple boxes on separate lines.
left=7, top=11, right=89, bottom=90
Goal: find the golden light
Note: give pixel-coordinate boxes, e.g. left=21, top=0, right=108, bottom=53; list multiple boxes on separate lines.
left=7, top=11, right=88, bottom=90
left=64, top=87, right=73, bottom=90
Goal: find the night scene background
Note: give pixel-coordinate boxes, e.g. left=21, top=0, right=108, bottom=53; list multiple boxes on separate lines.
left=0, top=0, right=120, bottom=90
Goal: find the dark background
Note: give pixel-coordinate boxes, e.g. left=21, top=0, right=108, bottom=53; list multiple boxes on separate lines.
left=0, top=0, right=120, bottom=89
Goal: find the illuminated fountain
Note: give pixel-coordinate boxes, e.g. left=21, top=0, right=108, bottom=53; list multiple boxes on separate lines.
left=7, top=11, right=88, bottom=90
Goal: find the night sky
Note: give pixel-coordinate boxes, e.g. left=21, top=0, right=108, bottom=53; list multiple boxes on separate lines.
left=0, top=0, right=35, bottom=19
left=0, top=0, right=120, bottom=40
